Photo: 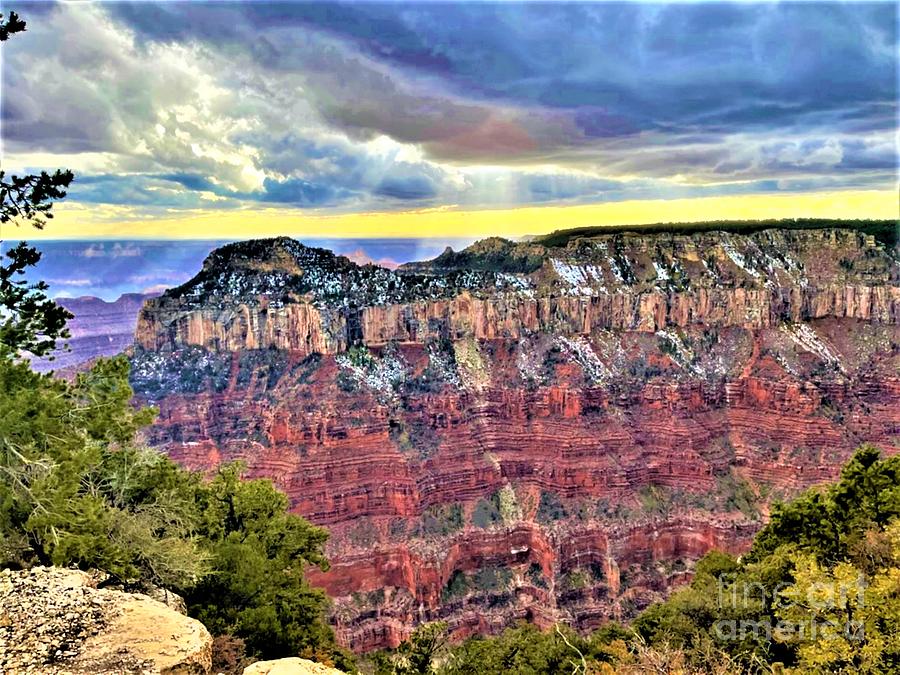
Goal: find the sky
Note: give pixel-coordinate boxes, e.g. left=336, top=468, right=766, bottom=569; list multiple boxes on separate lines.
left=1, top=1, right=898, bottom=241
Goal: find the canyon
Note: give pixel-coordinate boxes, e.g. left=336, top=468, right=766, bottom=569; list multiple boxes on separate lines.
left=129, top=226, right=899, bottom=652
left=32, top=292, right=159, bottom=372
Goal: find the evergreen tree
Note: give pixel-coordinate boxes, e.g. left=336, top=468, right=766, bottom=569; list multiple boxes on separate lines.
left=0, top=10, right=75, bottom=358
left=186, top=464, right=350, bottom=667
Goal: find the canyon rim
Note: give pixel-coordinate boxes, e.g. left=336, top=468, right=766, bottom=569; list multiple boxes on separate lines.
left=128, top=224, right=900, bottom=651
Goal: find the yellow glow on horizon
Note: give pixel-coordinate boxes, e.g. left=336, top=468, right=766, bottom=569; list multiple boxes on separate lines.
left=17, top=189, right=899, bottom=240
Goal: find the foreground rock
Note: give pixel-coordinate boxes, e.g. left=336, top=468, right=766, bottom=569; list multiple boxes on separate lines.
left=0, top=566, right=212, bottom=674
left=243, top=658, right=346, bottom=675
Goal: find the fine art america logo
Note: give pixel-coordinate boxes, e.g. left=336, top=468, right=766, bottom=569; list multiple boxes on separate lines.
left=713, top=572, right=867, bottom=643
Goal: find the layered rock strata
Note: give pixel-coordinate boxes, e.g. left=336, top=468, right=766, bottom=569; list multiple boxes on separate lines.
left=131, top=227, right=900, bottom=651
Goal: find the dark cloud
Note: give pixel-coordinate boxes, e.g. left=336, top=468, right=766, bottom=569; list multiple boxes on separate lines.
left=2, top=1, right=895, bottom=214
left=158, top=173, right=221, bottom=193
left=839, top=139, right=897, bottom=171
left=67, top=174, right=242, bottom=209
left=103, top=2, right=897, bottom=141
left=259, top=177, right=354, bottom=206
left=374, top=175, right=436, bottom=200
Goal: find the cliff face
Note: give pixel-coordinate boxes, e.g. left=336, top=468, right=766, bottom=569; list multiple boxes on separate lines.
left=136, top=230, right=898, bottom=354
left=131, top=228, right=900, bottom=651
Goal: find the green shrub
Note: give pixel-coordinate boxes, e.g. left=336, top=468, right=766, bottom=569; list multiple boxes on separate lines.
left=536, top=491, right=567, bottom=524
left=637, top=484, right=673, bottom=517
left=717, top=472, right=759, bottom=519
left=472, top=494, right=502, bottom=529
left=472, top=566, right=512, bottom=593
left=442, top=570, right=469, bottom=601
left=421, top=503, right=464, bottom=537
left=526, top=562, right=548, bottom=590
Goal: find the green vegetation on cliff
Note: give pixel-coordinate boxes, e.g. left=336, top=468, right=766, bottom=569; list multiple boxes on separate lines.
left=535, top=218, right=898, bottom=249
left=0, top=350, right=353, bottom=669
left=0, top=166, right=352, bottom=670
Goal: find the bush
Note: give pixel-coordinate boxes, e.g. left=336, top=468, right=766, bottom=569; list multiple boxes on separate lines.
left=536, top=491, right=567, bottom=524
left=420, top=503, right=463, bottom=537
left=211, top=634, right=252, bottom=675
left=472, top=566, right=512, bottom=593
left=442, top=570, right=469, bottom=601
left=637, top=484, right=673, bottom=518
left=526, top=562, right=547, bottom=589
left=471, top=495, right=502, bottom=529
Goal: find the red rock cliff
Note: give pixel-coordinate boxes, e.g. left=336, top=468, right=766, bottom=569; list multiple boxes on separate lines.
left=130, top=228, right=900, bottom=651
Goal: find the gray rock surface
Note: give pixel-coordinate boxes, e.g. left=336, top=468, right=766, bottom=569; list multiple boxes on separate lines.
left=0, top=566, right=211, bottom=674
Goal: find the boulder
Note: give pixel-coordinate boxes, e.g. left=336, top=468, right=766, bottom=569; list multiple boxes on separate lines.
left=243, top=658, right=346, bottom=675
left=0, top=566, right=212, bottom=674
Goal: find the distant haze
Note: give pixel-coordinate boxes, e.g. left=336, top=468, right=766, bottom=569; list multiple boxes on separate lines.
left=5, top=238, right=477, bottom=302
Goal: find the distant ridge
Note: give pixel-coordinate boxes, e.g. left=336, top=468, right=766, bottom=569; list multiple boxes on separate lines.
left=32, top=292, right=160, bottom=373
left=533, top=218, right=898, bottom=248
left=401, top=219, right=898, bottom=276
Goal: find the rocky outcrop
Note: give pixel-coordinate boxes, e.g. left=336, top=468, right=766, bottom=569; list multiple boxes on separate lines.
left=129, top=227, right=900, bottom=652
left=304, top=518, right=756, bottom=651
left=0, top=567, right=212, bottom=674
left=135, top=229, right=899, bottom=355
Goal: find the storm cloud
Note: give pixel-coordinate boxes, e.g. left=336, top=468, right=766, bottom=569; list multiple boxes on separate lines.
left=2, top=1, right=896, bottom=214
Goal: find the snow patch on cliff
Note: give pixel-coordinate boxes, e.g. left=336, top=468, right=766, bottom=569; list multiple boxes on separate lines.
left=516, top=345, right=544, bottom=385
left=550, top=260, right=607, bottom=296
left=495, top=273, right=535, bottom=299
left=763, top=251, right=808, bottom=289
left=656, top=329, right=702, bottom=376
left=556, top=336, right=611, bottom=383
left=782, top=323, right=846, bottom=374
left=427, top=342, right=462, bottom=388
left=772, top=350, right=800, bottom=377
left=595, top=242, right=632, bottom=284
left=721, top=239, right=760, bottom=280
left=592, top=330, right=628, bottom=378
left=336, top=347, right=408, bottom=400
left=652, top=260, right=670, bottom=283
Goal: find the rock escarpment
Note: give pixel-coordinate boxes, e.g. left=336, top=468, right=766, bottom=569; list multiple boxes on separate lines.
left=136, top=230, right=898, bottom=354
left=243, top=658, right=346, bottom=675
left=131, top=227, right=900, bottom=652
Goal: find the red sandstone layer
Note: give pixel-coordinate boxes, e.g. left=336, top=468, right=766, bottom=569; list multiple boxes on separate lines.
left=129, top=229, right=900, bottom=651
